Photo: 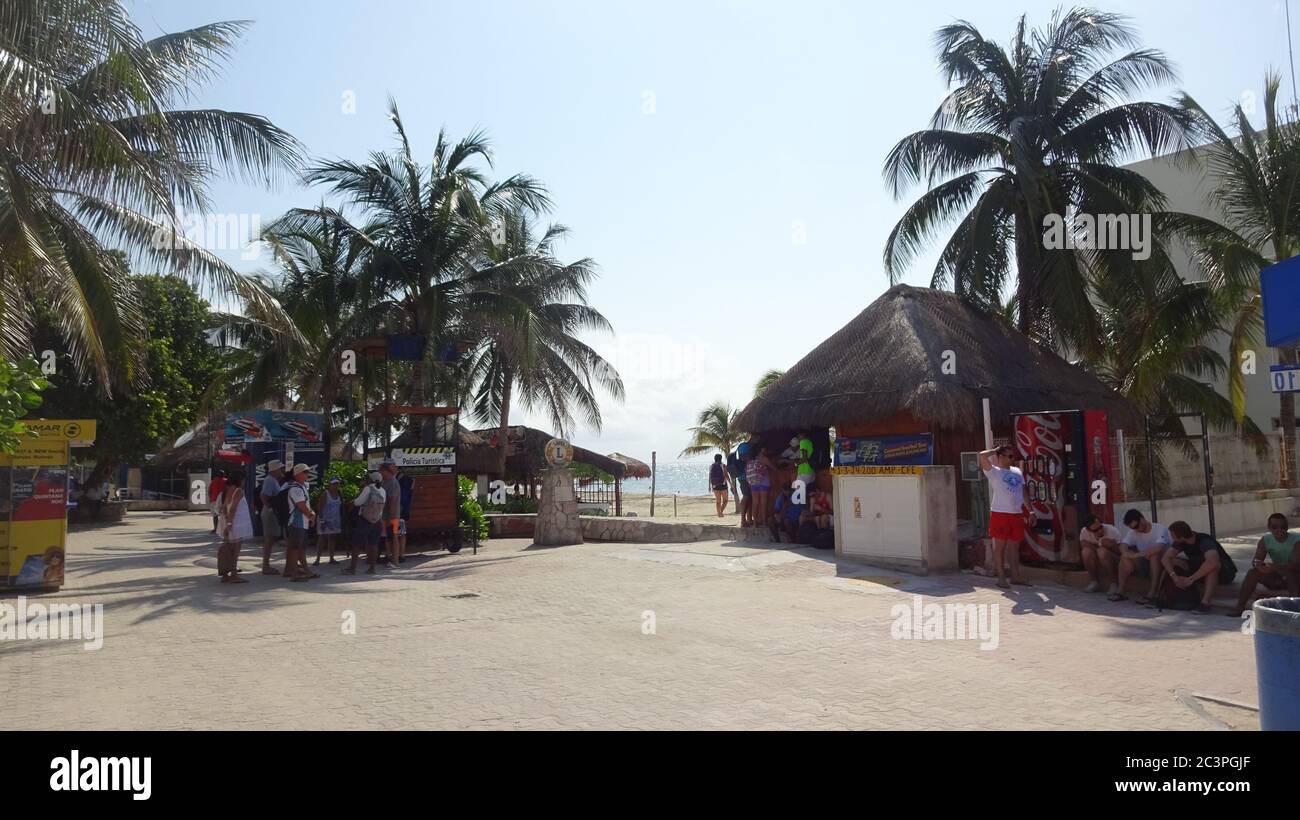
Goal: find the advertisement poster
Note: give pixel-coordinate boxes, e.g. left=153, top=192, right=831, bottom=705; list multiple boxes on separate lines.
left=226, top=410, right=324, bottom=445
left=6, top=464, right=68, bottom=588
left=834, top=434, right=933, bottom=467
left=1083, top=410, right=1113, bottom=525
left=1014, top=413, right=1071, bottom=564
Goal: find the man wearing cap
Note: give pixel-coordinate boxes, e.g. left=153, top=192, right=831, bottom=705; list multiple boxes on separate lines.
left=346, top=471, right=387, bottom=575
left=283, top=463, right=317, bottom=581
left=379, top=460, right=403, bottom=567
left=259, top=460, right=286, bottom=575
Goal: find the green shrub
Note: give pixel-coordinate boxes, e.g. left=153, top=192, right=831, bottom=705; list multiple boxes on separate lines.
left=312, top=460, right=368, bottom=505
left=480, top=496, right=539, bottom=514
left=458, top=475, right=488, bottom=540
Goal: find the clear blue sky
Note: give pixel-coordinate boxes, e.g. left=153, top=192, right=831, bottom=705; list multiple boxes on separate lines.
left=133, top=0, right=1298, bottom=462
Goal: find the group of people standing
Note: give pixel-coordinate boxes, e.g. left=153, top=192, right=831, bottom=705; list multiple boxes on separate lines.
left=208, top=458, right=411, bottom=584
left=980, top=443, right=1299, bottom=612
left=706, top=434, right=833, bottom=544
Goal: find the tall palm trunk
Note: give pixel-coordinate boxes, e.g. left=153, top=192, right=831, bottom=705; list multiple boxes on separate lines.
left=496, top=369, right=513, bottom=478
left=1280, top=346, right=1297, bottom=488
left=1014, top=207, right=1037, bottom=334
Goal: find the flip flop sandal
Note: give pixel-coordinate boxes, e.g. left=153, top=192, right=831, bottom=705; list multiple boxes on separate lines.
left=1135, top=596, right=1154, bottom=606
left=1107, top=593, right=1127, bottom=602
left=261, top=568, right=280, bottom=576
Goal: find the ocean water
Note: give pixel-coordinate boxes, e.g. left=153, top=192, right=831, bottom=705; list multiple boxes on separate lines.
left=619, top=460, right=717, bottom=497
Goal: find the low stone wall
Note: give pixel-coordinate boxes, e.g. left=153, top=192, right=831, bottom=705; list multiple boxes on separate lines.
left=486, top=514, right=536, bottom=539
left=485, top=513, right=745, bottom=544
left=1112, top=490, right=1298, bottom=535
left=580, top=517, right=743, bottom=544
left=125, top=499, right=190, bottom=512
left=68, top=502, right=128, bottom=525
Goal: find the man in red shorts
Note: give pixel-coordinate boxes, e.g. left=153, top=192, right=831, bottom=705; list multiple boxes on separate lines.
left=979, top=444, right=1031, bottom=589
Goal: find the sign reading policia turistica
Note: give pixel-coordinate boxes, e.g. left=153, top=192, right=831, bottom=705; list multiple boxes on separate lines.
left=0, top=419, right=97, bottom=591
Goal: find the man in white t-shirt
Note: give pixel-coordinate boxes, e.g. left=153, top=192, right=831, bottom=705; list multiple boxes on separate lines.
left=1113, top=508, right=1171, bottom=604
left=1079, top=514, right=1123, bottom=594
left=979, top=444, right=1030, bottom=589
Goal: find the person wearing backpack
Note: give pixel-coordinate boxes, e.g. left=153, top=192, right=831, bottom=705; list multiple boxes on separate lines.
left=708, top=453, right=733, bottom=518
left=283, top=463, right=318, bottom=581
left=258, top=460, right=287, bottom=576
left=345, top=472, right=387, bottom=575
left=1162, top=521, right=1237, bottom=614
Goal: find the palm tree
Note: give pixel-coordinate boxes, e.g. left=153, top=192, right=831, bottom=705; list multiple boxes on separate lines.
left=0, top=1, right=303, bottom=392
left=213, top=206, right=388, bottom=447
left=1161, top=74, right=1300, bottom=487
left=680, top=402, right=744, bottom=459
left=1088, top=254, right=1268, bottom=495
left=299, top=100, right=549, bottom=407
left=461, top=206, right=624, bottom=475
left=882, top=6, right=1189, bottom=350
left=754, top=369, right=784, bottom=397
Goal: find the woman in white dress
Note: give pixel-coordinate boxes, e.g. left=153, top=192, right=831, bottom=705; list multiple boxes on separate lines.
left=220, top=473, right=253, bottom=584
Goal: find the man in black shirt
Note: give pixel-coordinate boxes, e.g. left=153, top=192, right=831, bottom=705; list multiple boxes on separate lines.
left=1163, top=520, right=1238, bottom=613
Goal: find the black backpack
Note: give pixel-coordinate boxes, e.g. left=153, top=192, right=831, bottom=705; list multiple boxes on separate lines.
left=1153, top=568, right=1202, bottom=611
left=270, top=484, right=293, bottom=528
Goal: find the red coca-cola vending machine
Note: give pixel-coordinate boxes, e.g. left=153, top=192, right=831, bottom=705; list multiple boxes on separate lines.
left=1010, top=410, right=1113, bottom=566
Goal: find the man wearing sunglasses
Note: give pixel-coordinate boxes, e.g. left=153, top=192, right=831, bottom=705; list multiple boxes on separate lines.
left=1078, top=514, right=1122, bottom=594
left=1112, top=509, right=1171, bottom=604
left=979, top=444, right=1031, bottom=589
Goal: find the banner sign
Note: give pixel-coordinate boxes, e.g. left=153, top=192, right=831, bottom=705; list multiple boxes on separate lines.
left=225, top=410, right=323, bottom=445
left=391, top=447, right=456, bottom=473
left=0, top=419, right=94, bottom=590
left=834, top=434, right=933, bottom=467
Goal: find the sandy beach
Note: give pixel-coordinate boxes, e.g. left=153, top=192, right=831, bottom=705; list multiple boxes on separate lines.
left=616, top=491, right=746, bottom=525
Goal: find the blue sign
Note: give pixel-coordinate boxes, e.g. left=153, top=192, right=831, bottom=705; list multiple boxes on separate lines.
left=834, top=434, right=933, bottom=466
left=224, top=410, right=324, bottom=445
left=1271, top=365, right=1300, bottom=394
left=1261, top=255, right=1300, bottom=348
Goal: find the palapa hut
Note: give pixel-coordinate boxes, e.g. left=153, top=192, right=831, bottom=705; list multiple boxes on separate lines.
left=606, top=452, right=651, bottom=479
left=458, top=426, right=631, bottom=514
left=734, top=284, right=1138, bottom=515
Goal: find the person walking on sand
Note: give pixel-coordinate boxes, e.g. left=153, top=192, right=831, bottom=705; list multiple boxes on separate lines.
left=314, top=477, right=343, bottom=566
left=258, top=459, right=286, bottom=575
left=979, top=445, right=1031, bottom=589
left=219, top=473, right=252, bottom=584
left=709, top=454, right=733, bottom=517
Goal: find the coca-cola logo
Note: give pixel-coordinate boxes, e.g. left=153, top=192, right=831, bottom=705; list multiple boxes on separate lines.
left=1015, top=414, right=1068, bottom=561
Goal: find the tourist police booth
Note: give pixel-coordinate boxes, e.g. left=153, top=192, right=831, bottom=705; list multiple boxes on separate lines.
left=0, top=419, right=97, bottom=591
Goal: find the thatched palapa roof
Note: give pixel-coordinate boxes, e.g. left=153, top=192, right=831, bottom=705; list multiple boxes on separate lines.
left=606, top=452, right=651, bottom=479
left=735, top=285, right=1138, bottom=434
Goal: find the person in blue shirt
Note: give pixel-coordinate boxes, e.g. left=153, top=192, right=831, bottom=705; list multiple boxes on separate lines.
left=768, top=485, right=806, bottom=544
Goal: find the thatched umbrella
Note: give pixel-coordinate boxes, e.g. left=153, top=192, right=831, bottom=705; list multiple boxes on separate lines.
left=606, top=452, right=651, bottom=479
left=735, top=284, right=1138, bottom=434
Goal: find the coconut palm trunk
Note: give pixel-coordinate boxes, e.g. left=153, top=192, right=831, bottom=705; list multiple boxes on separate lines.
left=496, top=370, right=513, bottom=478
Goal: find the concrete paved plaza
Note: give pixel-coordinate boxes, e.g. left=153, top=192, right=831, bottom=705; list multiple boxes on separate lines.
left=0, top=512, right=1261, bottom=730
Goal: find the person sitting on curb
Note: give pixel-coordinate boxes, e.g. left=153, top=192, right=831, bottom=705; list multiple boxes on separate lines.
left=1112, top=509, right=1170, bottom=604
left=1229, top=513, right=1300, bottom=617
left=1162, top=521, right=1237, bottom=614
left=1079, top=514, right=1123, bottom=594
